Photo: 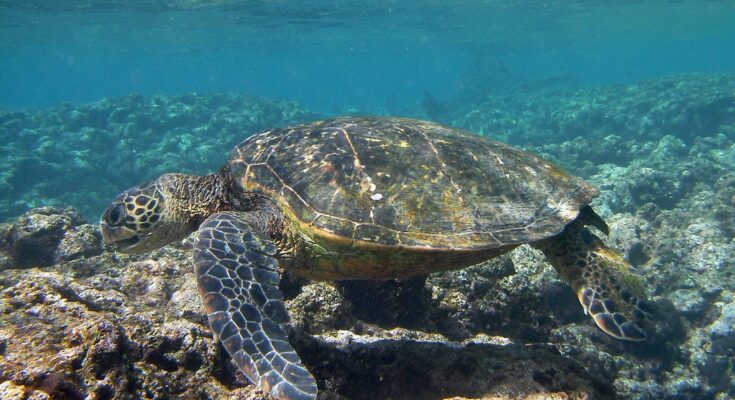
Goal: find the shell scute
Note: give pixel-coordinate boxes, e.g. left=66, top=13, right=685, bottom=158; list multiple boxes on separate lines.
left=230, top=117, right=598, bottom=249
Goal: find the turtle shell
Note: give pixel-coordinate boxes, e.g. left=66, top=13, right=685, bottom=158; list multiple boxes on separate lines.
left=228, top=117, right=598, bottom=250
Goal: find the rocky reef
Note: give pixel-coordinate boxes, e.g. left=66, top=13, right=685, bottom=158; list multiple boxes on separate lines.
left=0, top=93, right=317, bottom=221
left=0, top=208, right=614, bottom=400
left=430, top=73, right=735, bottom=147
left=1, top=74, right=734, bottom=399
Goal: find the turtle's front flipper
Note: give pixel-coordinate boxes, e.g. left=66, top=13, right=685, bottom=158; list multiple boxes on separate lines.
left=534, top=211, right=653, bottom=341
left=193, top=211, right=317, bottom=400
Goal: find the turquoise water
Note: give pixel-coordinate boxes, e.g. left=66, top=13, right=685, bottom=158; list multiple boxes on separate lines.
left=2, top=0, right=735, bottom=114
left=1, top=3, right=735, bottom=399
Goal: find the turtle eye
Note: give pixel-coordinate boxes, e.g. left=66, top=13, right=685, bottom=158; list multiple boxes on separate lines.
left=105, top=204, right=126, bottom=226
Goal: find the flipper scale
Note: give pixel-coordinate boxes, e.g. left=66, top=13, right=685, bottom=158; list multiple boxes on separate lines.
left=194, top=211, right=318, bottom=400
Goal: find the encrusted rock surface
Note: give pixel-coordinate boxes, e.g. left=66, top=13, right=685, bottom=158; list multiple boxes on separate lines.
left=0, top=227, right=613, bottom=400
left=0, top=245, right=263, bottom=400
left=0, top=207, right=102, bottom=269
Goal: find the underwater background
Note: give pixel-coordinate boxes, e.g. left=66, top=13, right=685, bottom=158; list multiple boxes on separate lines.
left=1, top=1, right=735, bottom=399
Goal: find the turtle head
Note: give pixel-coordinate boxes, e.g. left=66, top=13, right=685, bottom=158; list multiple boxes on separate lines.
left=100, top=174, right=197, bottom=254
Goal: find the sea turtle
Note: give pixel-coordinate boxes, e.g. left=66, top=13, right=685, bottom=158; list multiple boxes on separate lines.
left=100, top=117, right=652, bottom=400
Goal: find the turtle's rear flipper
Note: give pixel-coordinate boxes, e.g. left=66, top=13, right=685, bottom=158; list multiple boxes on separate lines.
left=535, top=215, right=653, bottom=341
left=194, top=211, right=318, bottom=400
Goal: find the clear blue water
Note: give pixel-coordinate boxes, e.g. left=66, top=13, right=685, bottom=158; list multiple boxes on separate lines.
left=2, top=0, right=734, bottom=114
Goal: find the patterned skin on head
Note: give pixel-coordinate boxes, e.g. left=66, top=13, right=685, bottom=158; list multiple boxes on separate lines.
left=99, top=180, right=170, bottom=253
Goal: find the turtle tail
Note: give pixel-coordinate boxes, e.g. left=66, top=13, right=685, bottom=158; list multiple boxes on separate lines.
left=534, top=206, right=653, bottom=341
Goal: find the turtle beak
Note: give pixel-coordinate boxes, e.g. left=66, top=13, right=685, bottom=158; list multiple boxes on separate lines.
left=99, top=222, right=142, bottom=253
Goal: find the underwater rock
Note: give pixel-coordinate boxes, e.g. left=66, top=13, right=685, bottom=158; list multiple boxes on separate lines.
left=0, top=265, right=613, bottom=400
left=289, top=281, right=356, bottom=334
left=0, top=208, right=616, bottom=400
left=305, top=330, right=614, bottom=400
left=444, top=73, right=735, bottom=146
left=540, top=130, right=735, bottom=216
left=0, top=268, right=255, bottom=400
left=422, top=247, right=580, bottom=343
left=0, top=207, right=101, bottom=269
left=0, top=93, right=318, bottom=222
left=0, top=180, right=732, bottom=399
left=55, top=223, right=102, bottom=264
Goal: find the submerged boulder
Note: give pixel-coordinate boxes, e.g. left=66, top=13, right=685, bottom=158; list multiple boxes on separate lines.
left=0, top=207, right=102, bottom=269
left=0, top=208, right=617, bottom=400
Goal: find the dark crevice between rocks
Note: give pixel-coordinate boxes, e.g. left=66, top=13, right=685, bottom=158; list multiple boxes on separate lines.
left=337, top=275, right=435, bottom=331
left=120, top=333, right=153, bottom=399
left=93, top=383, right=115, bottom=400
left=627, top=242, right=651, bottom=267
left=627, top=298, right=688, bottom=367
left=532, top=368, right=557, bottom=387
left=89, top=329, right=124, bottom=380
left=33, top=372, right=85, bottom=400
left=180, top=349, right=204, bottom=371
left=705, top=291, right=728, bottom=324
left=296, top=334, right=616, bottom=400
left=143, top=336, right=183, bottom=372
left=76, top=322, right=139, bottom=400
left=210, top=341, right=250, bottom=390
left=71, top=348, right=87, bottom=371
left=144, top=349, right=179, bottom=372
left=279, top=270, right=310, bottom=300
left=54, top=284, right=102, bottom=312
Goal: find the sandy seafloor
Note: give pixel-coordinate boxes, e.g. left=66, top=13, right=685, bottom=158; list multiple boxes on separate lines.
left=1, top=73, right=734, bottom=399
